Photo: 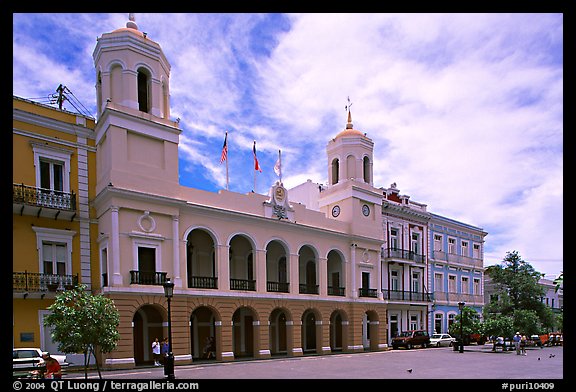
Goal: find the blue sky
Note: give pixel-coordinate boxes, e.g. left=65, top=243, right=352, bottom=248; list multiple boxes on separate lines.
left=12, top=13, right=563, bottom=279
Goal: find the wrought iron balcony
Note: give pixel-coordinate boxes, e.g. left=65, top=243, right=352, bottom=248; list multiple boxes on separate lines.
left=359, top=288, right=378, bottom=298
left=189, top=276, right=218, bottom=289
left=129, top=270, right=167, bottom=285
left=13, top=271, right=79, bottom=294
left=267, top=281, right=290, bottom=293
left=382, top=248, right=425, bottom=263
left=299, top=283, right=319, bottom=295
left=383, top=289, right=434, bottom=302
left=328, top=286, right=345, bottom=296
left=13, top=183, right=77, bottom=221
left=230, top=278, right=256, bottom=291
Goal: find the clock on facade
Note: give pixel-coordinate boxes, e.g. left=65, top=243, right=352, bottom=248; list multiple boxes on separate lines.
left=332, top=205, right=341, bottom=217
left=362, top=204, right=370, bottom=216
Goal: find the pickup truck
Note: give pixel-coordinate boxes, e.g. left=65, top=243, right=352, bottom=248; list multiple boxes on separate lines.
left=13, top=348, right=68, bottom=378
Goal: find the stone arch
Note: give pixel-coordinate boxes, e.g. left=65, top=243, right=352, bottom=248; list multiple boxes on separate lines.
left=132, top=303, right=165, bottom=366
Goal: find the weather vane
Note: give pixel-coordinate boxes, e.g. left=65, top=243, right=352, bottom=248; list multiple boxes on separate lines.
left=345, top=96, right=353, bottom=112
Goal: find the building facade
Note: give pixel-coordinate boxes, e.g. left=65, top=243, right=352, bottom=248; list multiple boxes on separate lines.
left=428, top=214, right=487, bottom=334
left=12, top=96, right=98, bottom=354
left=380, top=184, right=434, bottom=342
left=13, top=15, right=492, bottom=368
left=91, top=17, right=387, bottom=369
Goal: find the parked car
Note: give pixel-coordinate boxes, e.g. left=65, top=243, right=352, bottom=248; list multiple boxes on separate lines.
left=430, top=333, right=456, bottom=347
left=392, top=330, right=430, bottom=349
left=13, top=348, right=68, bottom=378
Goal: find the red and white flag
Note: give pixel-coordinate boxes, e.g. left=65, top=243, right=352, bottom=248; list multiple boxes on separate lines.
left=220, top=132, right=228, bottom=163
left=253, top=141, right=262, bottom=172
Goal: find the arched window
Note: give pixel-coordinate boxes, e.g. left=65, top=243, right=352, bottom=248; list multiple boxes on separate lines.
left=346, top=155, right=356, bottom=180
left=96, top=71, right=102, bottom=117
left=137, top=68, right=150, bottom=113
left=331, top=158, right=339, bottom=185
left=363, top=156, right=370, bottom=183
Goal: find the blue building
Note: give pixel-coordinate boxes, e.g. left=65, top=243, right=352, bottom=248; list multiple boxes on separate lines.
left=428, top=214, right=487, bottom=335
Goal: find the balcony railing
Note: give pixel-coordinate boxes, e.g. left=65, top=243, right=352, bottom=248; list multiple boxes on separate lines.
left=129, top=271, right=167, bottom=285
left=382, top=248, right=425, bottom=263
left=383, top=289, right=434, bottom=302
left=13, top=183, right=76, bottom=211
left=299, top=284, right=319, bottom=295
left=189, top=276, right=218, bottom=289
left=431, top=250, right=483, bottom=269
left=13, top=271, right=79, bottom=293
left=359, top=288, right=378, bottom=298
left=267, top=281, right=289, bottom=293
left=328, top=286, right=345, bottom=296
left=230, top=278, right=256, bottom=291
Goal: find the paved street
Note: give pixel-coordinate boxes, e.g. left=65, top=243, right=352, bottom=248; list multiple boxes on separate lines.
left=65, top=345, right=563, bottom=381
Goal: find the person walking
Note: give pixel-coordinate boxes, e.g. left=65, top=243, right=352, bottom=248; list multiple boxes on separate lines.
left=513, top=332, right=522, bottom=355
left=521, top=334, right=527, bottom=356
left=152, top=337, right=161, bottom=366
left=161, top=337, right=169, bottom=364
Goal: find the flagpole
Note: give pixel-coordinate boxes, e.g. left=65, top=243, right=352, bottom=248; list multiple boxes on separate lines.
left=278, top=149, right=282, bottom=184
left=225, top=136, right=229, bottom=191
left=253, top=141, right=257, bottom=193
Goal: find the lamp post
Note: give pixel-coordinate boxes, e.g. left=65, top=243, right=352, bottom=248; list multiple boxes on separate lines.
left=458, top=301, right=465, bottom=353
left=163, top=278, right=175, bottom=380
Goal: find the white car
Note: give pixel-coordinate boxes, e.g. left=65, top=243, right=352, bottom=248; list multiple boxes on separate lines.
left=430, top=333, right=456, bottom=347
left=13, top=348, right=68, bottom=377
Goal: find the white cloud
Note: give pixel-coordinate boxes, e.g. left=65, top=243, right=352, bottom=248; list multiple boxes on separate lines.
left=12, top=13, right=563, bottom=278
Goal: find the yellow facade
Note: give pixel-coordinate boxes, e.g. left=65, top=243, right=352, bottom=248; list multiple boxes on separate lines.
left=12, top=96, right=98, bottom=353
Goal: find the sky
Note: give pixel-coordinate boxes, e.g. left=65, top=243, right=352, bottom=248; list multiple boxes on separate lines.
left=12, top=13, right=563, bottom=279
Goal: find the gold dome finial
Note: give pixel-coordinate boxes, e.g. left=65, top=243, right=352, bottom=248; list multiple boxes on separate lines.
left=126, top=13, right=138, bottom=30
left=345, top=96, right=353, bottom=129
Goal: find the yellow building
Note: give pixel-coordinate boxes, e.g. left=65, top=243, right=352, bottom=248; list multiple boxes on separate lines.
left=12, top=95, right=98, bottom=355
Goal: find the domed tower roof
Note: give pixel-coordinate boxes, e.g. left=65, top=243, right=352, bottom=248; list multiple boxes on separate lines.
left=334, top=110, right=368, bottom=139
left=111, top=13, right=146, bottom=38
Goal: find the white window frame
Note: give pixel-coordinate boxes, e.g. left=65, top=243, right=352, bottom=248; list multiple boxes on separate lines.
left=461, top=241, right=469, bottom=257
left=473, top=243, right=481, bottom=259
left=390, top=269, right=400, bottom=291
left=448, top=238, right=456, bottom=254
left=131, top=237, right=163, bottom=273
left=461, top=276, right=469, bottom=294
left=434, top=234, right=443, bottom=251
left=434, top=272, right=444, bottom=292
left=32, top=144, right=72, bottom=193
left=409, top=314, right=418, bottom=331
left=390, top=228, right=399, bottom=250
left=448, top=274, right=457, bottom=293
left=434, top=312, right=444, bottom=334
left=411, top=270, right=421, bottom=293
left=32, top=227, right=76, bottom=275
left=473, top=277, right=481, bottom=295
left=411, top=231, right=420, bottom=255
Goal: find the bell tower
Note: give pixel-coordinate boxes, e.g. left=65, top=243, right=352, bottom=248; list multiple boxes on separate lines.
left=318, top=108, right=383, bottom=239
left=93, top=14, right=181, bottom=196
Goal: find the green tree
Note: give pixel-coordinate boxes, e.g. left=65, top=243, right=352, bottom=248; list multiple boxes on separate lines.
left=483, top=251, right=550, bottom=333
left=553, top=272, right=563, bottom=293
left=481, top=314, right=515, bottom=338
left=448, top=306, right=482, bottom=342
left=512, top=309, right=541, bottom=336
left=44, top=284, right=120, bottom=379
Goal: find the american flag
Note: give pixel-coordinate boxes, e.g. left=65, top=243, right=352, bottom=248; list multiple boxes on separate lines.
left=220, top=132, right=228, bottom=163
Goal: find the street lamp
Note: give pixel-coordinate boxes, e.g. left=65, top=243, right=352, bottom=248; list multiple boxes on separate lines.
left=163, top=278, right=175, bottom=380
left=458, top=301, right=465, bottom=353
